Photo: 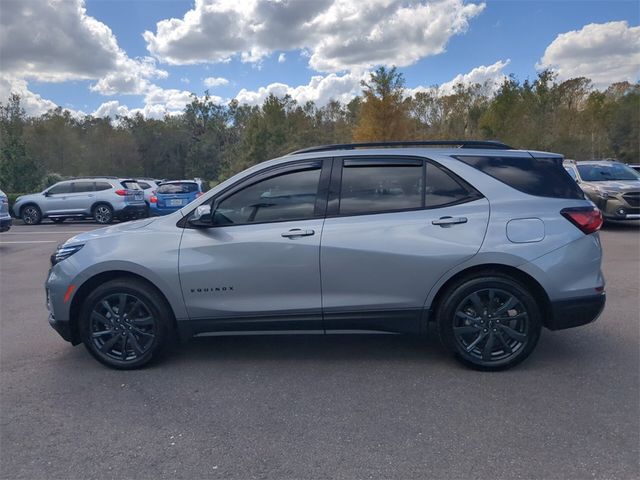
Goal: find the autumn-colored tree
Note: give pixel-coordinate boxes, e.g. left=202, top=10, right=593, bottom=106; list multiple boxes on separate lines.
left=353, top=66, right=412, bottom=142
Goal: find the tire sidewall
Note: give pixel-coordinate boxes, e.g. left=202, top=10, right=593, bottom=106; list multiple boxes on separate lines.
left=79, top=280, right=169, bottom=369
left=93, top=204, right=113, bottom=224
left=21, top=205, right=42, bottom=225
left=438, top=275, right=542, bottom=370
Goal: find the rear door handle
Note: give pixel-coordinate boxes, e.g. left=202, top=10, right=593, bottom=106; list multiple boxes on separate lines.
left=432, top=216, right=468, bottom=227
left=281, top=228, right=315, bottom=238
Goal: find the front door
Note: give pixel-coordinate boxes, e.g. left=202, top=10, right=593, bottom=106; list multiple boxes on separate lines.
left=178, top=160, right=328, bottom=332
left=320, top=157, right=490, bottom=333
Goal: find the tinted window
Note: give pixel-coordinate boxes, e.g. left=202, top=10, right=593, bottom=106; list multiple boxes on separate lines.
left=425, top=163, right=476, bottom=207
left=214, top=168, right=320, bottom=225
left=95, top=182, right=113, bottom=191
left=137, top=182, right=151, bottom=189
left=48, top=183, right=72, bottom=195
left=577, top=163, right=640, bottom=181
left=72, top=181, right=95, bottom=193
left=157, top=182, right=199, bottom=194
left=455, top=156, right=584, bottom=199
left=564, top=167, right=578, bottom=180
left=120, top=180, right=142, bottom=190
left=339, top=161, right=423, bottom=215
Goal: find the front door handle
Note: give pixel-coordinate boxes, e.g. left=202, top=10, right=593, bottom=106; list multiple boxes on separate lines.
left=281, top=228, right=315, bottom=238
left=432, top=216, right=468, bottom=227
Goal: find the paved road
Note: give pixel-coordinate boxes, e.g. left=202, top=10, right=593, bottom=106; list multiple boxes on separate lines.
left=1, top=220, right=638, bottom=479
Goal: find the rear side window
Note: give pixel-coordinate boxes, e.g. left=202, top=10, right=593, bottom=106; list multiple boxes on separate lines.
left=72, top=181, right=95, bottom=193
left=138, top=182, right=151, bottom=189
left=95, top=182, right=113, bottom=191
left=48, top=183, right=72, bottom=195
left=339, top=160, right=423, bottom=215
left=455, top=156, right=584, bottom=199
left=157, top=183, right=198, bottom=194
left=425, top=163, right=479, bottom=208
left=120, top=180, right=142, bottom=190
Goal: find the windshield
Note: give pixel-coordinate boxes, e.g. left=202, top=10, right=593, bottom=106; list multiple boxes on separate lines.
left=577, top=164, right=640, bottom=182
left=157, top=182, right=199, bottom=194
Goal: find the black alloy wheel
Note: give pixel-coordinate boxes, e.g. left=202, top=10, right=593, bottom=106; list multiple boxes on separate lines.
left=93, top=204, right=113, bottom=224
left=80, top=279, right=170, bottom=369
left=438, top=275, right=541, bottom=370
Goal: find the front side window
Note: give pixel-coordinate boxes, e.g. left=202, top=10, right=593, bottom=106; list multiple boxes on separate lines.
left=214, top=168, right=321, bottom=225
left=47, top=183, right=72, bottom=195
left=339, top=160, right=423, bottom=215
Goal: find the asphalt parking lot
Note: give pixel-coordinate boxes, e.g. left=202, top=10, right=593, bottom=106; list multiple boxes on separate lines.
left=1, top=220, right=638, bottom=479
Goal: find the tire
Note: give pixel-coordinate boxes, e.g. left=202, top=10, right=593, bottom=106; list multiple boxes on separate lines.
left=51, top=218, right=65, bottom=224
left=437, top=274, right=542, bottom=371
left=92, top=204, right=113, bottom=224
left=21, top=205, right=42, bottom=225
left=79, top=278, right=171, bottom=369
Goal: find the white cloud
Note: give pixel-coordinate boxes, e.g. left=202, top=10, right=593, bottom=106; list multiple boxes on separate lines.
left=203, top=76, right=229, bottom=88
left=0, top=0, right=167, bottom=97
left=144, top=0, right=485, bottom=72
left=538, top=21, right=640, bottom=88
left=435, top=59, right=509, bottom=95
left=235, top=70, right=366, bottom=106
left=278, top=53, right=286, bottom=64
left=0, top=76, right=60, bottom=116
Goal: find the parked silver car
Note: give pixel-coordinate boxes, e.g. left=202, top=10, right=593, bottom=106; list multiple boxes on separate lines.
left=0, top=189, right=12, bottom=232
left=13, top=177, right=146, bottom=225
left=45, top=141, right=605, bottom=370
left=134, top=178, right=161, bottom=206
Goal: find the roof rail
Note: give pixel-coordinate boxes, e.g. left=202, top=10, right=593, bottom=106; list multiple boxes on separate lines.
left=289, top=140, right=513, bottom=155
left=66, top=176, right=119, bottom=180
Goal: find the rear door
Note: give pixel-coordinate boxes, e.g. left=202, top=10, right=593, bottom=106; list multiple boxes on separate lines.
left=65, top=181, right=96, bottom=214
left=320, top=157, right=490, bottom=333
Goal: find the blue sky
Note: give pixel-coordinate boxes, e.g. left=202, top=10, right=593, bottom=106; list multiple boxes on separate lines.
left=1, top=0, right=638, bottom=118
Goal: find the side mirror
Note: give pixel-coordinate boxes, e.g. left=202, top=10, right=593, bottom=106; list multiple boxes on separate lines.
left=43, top=191, right=51, bottom=197
left=188, top=204, right=212, bottom=227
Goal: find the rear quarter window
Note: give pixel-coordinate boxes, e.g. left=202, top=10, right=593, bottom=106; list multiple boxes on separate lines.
left=455, top=155, right=584, bottom=199
left=120, top=181, right=142, bottom=190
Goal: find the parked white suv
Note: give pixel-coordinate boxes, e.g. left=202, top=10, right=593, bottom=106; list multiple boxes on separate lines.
left=13, top=177, right=146, bottom=225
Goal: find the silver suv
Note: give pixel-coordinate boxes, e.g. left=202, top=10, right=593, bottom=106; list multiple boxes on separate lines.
left=45, top=141, right=606, bottom=370
left=13, top=177, right=146, bottom=225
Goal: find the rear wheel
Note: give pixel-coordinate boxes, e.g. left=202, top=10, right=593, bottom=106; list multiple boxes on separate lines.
left=92, top=204, right=113, bottom=224
left=437, top=274, right=542, bottom=370
left=79, top=279, right=170, bottom=369
left=21, top=205, right=42, bottom=225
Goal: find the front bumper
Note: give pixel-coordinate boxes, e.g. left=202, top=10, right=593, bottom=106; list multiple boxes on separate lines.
left=0, top=216, right=11, bottom=232
left=592, top=195, right=640, bottom=220
left=547, top=293, right=606, bottom=330
left=48, top=313, right=76, bottom=343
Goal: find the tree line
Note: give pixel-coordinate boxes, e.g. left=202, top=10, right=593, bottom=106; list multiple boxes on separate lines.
left=1, top=68, right=638, bottom=193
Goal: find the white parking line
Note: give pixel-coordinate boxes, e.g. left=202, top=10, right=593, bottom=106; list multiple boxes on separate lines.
left=0, top=240, right=58, bottom=244
left=2, top=231, right=93, bottom=235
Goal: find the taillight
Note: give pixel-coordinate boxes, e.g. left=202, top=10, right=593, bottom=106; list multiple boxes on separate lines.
left=150, top=196, right=157, bottom=203
left=114, top=189, right=127, bottom=196
left=561, top=207, right=603, bottom=234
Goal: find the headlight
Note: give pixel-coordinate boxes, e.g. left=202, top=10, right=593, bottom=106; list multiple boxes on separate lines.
left=50, top=244, right=84, bottom=266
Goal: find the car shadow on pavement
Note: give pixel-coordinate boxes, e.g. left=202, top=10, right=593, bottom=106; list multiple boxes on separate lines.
left=601, top=220, right=640, bottom=231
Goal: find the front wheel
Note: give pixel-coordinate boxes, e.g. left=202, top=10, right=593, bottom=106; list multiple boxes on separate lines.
left=21, top=205, right=42, bottom=225
left=92, top=204, right=113, bottom=224
left=79, top=279, right=170, bottom=369
left=437, top=274, right=542, bottom=371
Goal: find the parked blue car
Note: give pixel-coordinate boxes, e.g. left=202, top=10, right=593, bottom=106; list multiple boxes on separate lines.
left=149, top=180, right=203, bottom=216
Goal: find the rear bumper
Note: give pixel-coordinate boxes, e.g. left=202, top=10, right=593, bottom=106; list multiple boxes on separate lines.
left=546, top=293, right=606, bottom=330
left=116, top=204, right=147, bottom=218
left=149, top=205, right=180, bottom=216
left=0, top=216, right=11, bottom=232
